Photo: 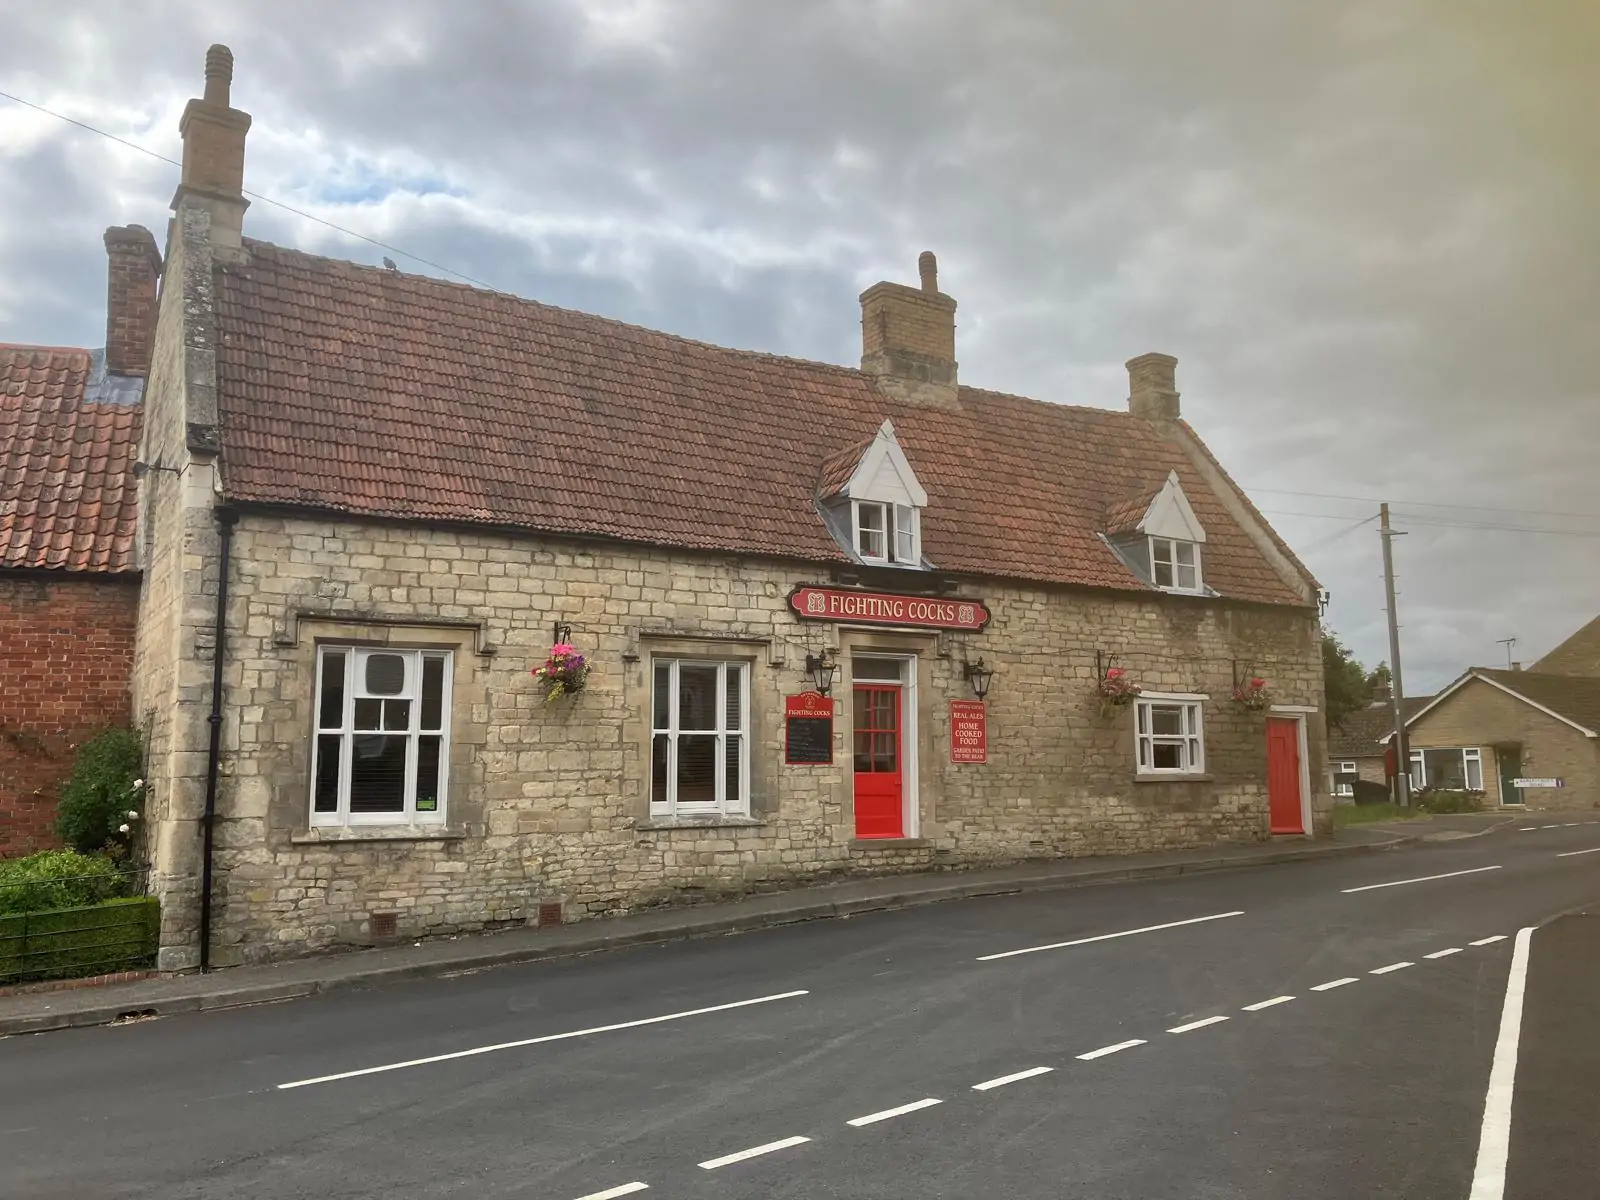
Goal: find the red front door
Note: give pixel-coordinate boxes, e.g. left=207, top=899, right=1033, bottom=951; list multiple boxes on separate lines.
left=853, top=684, right=904, bottom=838
left=1266, top=717, right=1305, bottom=834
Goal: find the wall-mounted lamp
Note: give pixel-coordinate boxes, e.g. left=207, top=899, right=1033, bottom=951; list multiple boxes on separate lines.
left=804, top=649, right=837, bottom=697
left=131, top=460, right=183, bottom=479
left=553, top=620, right=573, bottom=645
left=963, top=656, right=994, bottom=701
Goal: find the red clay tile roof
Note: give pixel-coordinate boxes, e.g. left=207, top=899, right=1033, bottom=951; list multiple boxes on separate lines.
left=212, top=241, right=1311, bottom=606
left=1104, top=489, right=1158, bottom=536
left=816, top=435, right=875, bottom=499
left=1, top=345, right=141, bottom=574
left=1328, top=697, right=1433, bottom=758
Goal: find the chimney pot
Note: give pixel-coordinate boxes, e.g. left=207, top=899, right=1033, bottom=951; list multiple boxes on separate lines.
left=102, top=225, right=162, bottom=377
left=203, top=44, right=234, bottom=105
left=918, top=250, right=938, bottom=293
left=1126, top=351, right=1180, bottom=421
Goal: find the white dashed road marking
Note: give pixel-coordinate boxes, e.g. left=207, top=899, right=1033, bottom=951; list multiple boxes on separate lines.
left=573, top=1185, right=649, bottom=1200
left=1557, top=847, right=1600, bottom=858
left=847, top=1098, right=943, bottom=1127
left=1371, top=962, right=1413, bottom=975
left=977, top=910, right=1245, bottom=962
left=1471, top=936, right=1508, bottom=946
left=1425, top=948, right=1463, bottom=959
left=699, top=1136, right=812, bottom=1170
left=1077, top=1039, right=1147, bottom=1060
left=1167, top=1016, right=1230, bottom=1034
left=1242, top=996, right=1295, bottom=1011
left=972, top=1067, right=1054, bottom=1091
left=1311, top=977, right=1359, bottom=992
left=1342, top=865, right=1502, bottom=894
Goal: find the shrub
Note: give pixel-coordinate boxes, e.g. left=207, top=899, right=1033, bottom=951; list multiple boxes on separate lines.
left=56, top=728, right=145, bottom=855
left=0, top=849, right=132, bottom=916
left=1416, top=788, right=1485, bottom=814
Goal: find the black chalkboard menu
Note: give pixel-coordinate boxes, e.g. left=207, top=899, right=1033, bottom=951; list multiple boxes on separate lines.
left=784, top=693, right=834, bottom=764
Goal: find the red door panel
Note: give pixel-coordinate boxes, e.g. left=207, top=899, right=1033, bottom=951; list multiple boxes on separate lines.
left=1266, top=717, right=1304, bottom=834
left=853, top=685, right=903, bottom=838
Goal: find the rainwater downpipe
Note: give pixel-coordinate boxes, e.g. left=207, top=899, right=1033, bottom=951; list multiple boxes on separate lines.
left=199, top=505, right=238, bottom=973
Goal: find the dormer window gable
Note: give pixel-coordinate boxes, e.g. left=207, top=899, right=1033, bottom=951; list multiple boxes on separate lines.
left=1105, top=470, right=1209, bottom=595
left=817, top=419, right=929, bottom=568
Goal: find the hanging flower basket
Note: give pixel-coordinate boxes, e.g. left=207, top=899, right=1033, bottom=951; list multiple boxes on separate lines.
left=1095, top=667, right=1142, bottom=717
left=1233, top=677, right=1273, bottom=711
left=532, top=642, right=589, bottom=705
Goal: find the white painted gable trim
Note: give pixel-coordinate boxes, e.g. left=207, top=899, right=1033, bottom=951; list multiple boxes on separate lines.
left=1139, top=470, right=1207, bottom=543
left=1378, top=671, right=1598, bottom=742
left=843, top=419, right=929, bottom=508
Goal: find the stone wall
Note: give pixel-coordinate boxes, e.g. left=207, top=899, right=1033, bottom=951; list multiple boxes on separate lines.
left=170, top=510, right=1327, bottom=965
left=1407, top=680, right=1599, bottom=810
left=0, top=574, right=139, bottom=855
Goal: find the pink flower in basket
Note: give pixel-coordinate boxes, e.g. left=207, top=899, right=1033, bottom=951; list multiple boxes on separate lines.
left=532, top=642, right=589, bottom=704
left=1233, top=676, right=1272, bottom=709
left=1096, top=667, right=1142, bottom=705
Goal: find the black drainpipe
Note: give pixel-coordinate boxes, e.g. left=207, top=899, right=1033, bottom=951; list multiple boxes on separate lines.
left=199, top=505, right=238, bottom=973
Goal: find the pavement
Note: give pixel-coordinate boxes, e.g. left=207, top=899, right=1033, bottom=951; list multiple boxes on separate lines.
left=0, top=813, right=1596, bottom=1198
left=0, top=826, right=1422, bottom=1037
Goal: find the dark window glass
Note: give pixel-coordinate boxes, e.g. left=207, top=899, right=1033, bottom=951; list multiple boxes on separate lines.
left=415, top=735, right=441, bottom=812
left=365, top=653, right=406, bottom=696
left=1151, top=706, right=1184, bottom=736
left=873, top=732, right=897, bottom=772
left=653, top=664, right=671, bottom=729
left=854, top=732, right=873, bottom=773
left=314, top=734, right=341, bottom=812
left=382, top=698, right=411, bottom=732
left=354, top=697, right=383, bottom=730
left=421, top=656, right=445, bottom=730
left=651, top=734, right=671, bottom=805
left=677, top=735, right=717, bottom=804
left=318, top=652, right=346, bottom=729
left=725, top=665, right=743, bottom=731
left=1152, top=742, right=1183, bottom=770
left=725, top=736, right=742, bottom=803
left=679, top=665, right=718, bottom=731
left=350, top=734, right=407, bottom=812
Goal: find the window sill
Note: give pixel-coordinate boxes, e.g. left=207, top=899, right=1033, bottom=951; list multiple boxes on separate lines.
left=292, top=825, right=467, bottom=845
left=1133, top=772, right=1214, bottom=784
left=634, top=815, right=766, bottom=831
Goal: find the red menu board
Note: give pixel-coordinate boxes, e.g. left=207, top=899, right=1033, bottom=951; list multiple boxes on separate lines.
left=950, top=700, right=987, bottom=763
left=784, top=692, right=835, bottom=764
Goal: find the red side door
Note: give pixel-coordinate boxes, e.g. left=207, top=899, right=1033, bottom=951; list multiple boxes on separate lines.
left=853, top=685, right=904, bottom=838
left=1266, top=717, right=1305, bottom=834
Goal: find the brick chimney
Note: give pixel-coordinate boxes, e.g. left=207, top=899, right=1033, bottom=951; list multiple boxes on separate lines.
left=171, top=44, right=251, bottom=249
left=102, top=225, right=161, bottom=377
left=1127, top=352, right=1180, bottom=421
left=860, top=251, right=958, bottom=404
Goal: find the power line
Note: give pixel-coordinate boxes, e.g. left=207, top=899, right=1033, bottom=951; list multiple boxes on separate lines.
left=0, top=87, right=496, bottom=291
left=1390, top=511, right=1600, bottom=539
left=1244, top=483, right=1597, bottom=522
left=1292, top=512, right=1381, bottom=555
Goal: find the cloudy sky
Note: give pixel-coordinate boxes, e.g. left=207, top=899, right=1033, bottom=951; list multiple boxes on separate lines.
left=3, top=0, right=1595, bottom=692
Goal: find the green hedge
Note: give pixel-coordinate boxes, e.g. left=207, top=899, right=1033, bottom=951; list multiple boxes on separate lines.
left=0, top=850, right=132, bottom=916
left=0, top=896, right=160, bottom=985
left=1416, top=789, right=1485, bottom=814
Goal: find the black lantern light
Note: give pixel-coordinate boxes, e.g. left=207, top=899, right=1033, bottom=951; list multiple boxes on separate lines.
left=963, top=656, right=994, bottom=701
left=804, top=649, right=838, bottom=697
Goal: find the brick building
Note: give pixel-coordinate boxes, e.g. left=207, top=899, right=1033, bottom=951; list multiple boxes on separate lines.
left=134, top=47, right=1330, bottom=969
left=0, top=230, right=153, bottom=854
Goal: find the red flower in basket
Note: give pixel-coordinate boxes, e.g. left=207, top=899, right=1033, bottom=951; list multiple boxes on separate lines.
left=1096, top=667, right=1142, bottom=705
left=1233, top=676, right=1272, bottom=710
left=532, top=642, right=589, bottom=704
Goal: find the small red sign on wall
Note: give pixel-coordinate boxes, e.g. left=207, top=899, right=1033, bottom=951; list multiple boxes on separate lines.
left=785, top=692, right=835, bottom=765
left=950, top=700, right=987, bottom=763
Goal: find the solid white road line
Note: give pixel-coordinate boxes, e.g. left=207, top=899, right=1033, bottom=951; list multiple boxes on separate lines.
left=1077, top=1039, right=1147, bottom=1060
left=1371, top=962, right=1413, bottom=975
left=699, top=1136, right=811, bottom=1169
left=1241, top=996, right=1295, bottom=1011
left=972, top=1067, right=1053, bottom=1091
left=1341, top=865, right=1502, bottom=894
left=1311, top=977, right=1359, bottom=992
left=847, top=1098, right=943, bottom=1127
left=573, top=1185, right=649, bottom=1200
left=1471, top=936, right=1509, bottom=946
left=977, top=910, right=1246, bottom=961
left=1426, top=948, right=1463, bottom=959
left=1167, top=1016, right=1229, bottom=1034
left=276, top=989, right=810, bottom=1090
left=1467, top=926, right=1536, bottom=1200
left=1556, top=847, right=1600, bottom=858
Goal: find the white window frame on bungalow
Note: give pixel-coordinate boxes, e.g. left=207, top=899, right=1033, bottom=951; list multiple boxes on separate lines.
left=1134, top=692, right=1207, bottom=776
left=1150, top=536, right=1202, bottom=593
left=853, top=500, right=920, bottom=566
left=1408, top=746, right=1484, bottom=792
left=650, top=658, right=751, bottom=817
left=310, top=646, right=453, bottom=827
left=1333, top=761, right=1359, bottom=797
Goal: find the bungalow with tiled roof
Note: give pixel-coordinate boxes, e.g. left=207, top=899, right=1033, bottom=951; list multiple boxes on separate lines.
left=0, top=228, right=153, bottom=854
left=133, top=47, right=1331, bottom=969
left=1327, top=696, right=1432, bottom=801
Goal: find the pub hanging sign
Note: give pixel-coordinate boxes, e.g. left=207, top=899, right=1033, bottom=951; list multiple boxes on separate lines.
left=788, top=585, right=991, bottom=631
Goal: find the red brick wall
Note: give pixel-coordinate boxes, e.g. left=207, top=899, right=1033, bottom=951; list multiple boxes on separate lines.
left=0, top=574, right=140, bottom=856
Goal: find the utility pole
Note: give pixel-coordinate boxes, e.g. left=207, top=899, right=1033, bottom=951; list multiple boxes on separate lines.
left=1380, top=504, right=1412, bottom=806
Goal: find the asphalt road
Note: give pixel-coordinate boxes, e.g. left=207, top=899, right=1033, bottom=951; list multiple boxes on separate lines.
left=2, top=817, right=1598, bottom=1200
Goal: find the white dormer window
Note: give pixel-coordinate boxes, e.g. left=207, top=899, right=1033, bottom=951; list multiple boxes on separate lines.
left=854, top=500, right=919, bottom=565
left=1151, top=537, right=1200, bottom=592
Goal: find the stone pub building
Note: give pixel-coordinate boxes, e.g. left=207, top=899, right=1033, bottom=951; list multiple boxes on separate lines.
left=135, top=48, right=1329, bottom=968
